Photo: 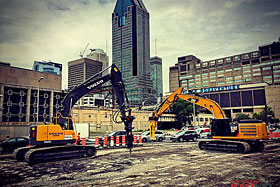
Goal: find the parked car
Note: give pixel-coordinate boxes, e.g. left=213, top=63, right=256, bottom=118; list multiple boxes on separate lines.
left=99, top=131, right=127, bottom=146
left=195, top=128, right=211, bottom=136
left=200, top=132, right=211, bottom=139
left=0, top=137, right=29, bottom=154
left=170, top=130, right=199, bottom=142
left=140, top=130, right=166, bottom=142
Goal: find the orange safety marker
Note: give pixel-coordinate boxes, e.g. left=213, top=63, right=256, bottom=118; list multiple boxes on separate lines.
left=82, top=138, right=86, bottom=146
left=122, top=135, right=126, bottom=147
left=138, top=135, right=143, bottom=146
left=94, top=137, right=99, bottom=147
left=116, top=136, right=120, bottom=147
left=133, top=135, right=137, bottom=145
left=103, top=136, right=108, bottom=148
left=110, top=136, right=114, bottom=147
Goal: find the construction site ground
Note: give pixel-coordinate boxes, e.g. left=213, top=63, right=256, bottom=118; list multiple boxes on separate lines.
left=0, top=140, right=279, bottom=187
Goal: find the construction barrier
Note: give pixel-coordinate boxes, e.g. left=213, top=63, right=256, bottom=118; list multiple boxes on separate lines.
left=103, top=136, right=108, bottom=148
left=95, top=137, right=99, bottom=147
left=269, top=130, right=280, bottom=139
left=138, top=135, right=143, bottom=146
left=116, top=136, right=120, bottom=147
left=122, top=135, right=126, bottom=147
left=133, top=135, right=137, bottom=145
left=82, top=138, right=86, bottom=146
left=110, top=136, right=114, bottom=147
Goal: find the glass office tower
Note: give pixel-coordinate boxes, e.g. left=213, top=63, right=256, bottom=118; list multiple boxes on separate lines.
left=112, top=0, right=156, bottom=106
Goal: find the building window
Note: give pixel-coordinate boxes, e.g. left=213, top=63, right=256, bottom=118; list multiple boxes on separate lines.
left=210, top=61, right=216, bottom=66
left=234, top=75, right=242, bottom=79
left=180, top=65, right=186, bottom=72
left=244, top=74, right=251, bottom=78
left=242, top=54, right=250, bottom=59
left=210, top=79, right=216, bottom=82
left=234, top=56, right=241, bottom=61
left=262, top=67, right=271, bottom=71
left=234, top=67, right=241, bottom=71
left=234, top=80, right=242, bottom=83
left=217, top=59, right=224, bottom=64
left=253, top=72, right=261, bottom=76
left=203, top=84, right=208, bottom=87
left=225, top=77, right=233, bottom=80
left=225, top=69, right=232, bottom=72
left=226, top=57, right=232, bottom=62
left=263, top=75, right=272, bottom=79
left=226, top=81, right=233, bottom=84
left=196, top=64, right=201, bottom=68
left=203, top=62, right=208, bottom=67
left=252, top=52, right=259, bottom=57
left=217, top=82, right=224, bottom=85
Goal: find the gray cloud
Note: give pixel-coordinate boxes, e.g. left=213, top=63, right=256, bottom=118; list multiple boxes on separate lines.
left=0, top=0, right=279, bottom=93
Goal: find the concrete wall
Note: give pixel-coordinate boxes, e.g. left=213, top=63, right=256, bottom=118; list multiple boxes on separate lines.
left=0, top=125, right=29, bottom=140
left=265, top=84, right=280, bottom=119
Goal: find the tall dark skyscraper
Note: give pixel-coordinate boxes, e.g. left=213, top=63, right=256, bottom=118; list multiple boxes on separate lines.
left=112, top=0, right=156, bottom=106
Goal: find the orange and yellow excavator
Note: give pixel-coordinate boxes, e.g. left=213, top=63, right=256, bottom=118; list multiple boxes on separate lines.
left=149, top=87, right=269, bottom=153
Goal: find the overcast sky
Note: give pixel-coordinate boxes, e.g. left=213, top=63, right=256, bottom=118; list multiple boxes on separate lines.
left=0, top=0, right=279, bottom=94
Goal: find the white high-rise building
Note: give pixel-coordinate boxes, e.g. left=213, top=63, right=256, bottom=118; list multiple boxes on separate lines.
left=86, top=48, right=109, bottom=76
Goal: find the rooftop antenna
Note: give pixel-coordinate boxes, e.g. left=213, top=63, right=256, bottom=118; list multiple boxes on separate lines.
left=155, top=38, right=157, bottom=57
left=80, top=43, right=90, bottom=58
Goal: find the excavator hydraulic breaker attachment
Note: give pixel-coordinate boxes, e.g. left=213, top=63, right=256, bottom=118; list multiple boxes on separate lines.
left=122, top=115, right=135, bottom=149
left=149, top=116, right=157, bottom=140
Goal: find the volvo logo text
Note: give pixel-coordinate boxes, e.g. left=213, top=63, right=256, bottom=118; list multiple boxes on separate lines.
left=87, top=80, right=104, bottom=90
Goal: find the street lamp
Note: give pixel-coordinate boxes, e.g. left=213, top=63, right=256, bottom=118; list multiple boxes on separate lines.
left=37, top=77, right=44, bottom=125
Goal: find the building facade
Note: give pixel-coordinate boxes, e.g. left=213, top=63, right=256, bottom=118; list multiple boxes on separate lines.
left=32, top=61, right=62, bottom=75
left=86, top=48, right=109, bottom=76
left=0, top=62, right=65, bottom=140
left=169, top=39, right=280, bottom=119
left=68, top=58, right=102, bottom=89
left=150, top=56, right=163, bottom=98
left=112, top=0, right=156, bottom=106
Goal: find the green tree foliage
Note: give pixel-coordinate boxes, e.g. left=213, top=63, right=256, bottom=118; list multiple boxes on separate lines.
left=252, top=107, right=275, bottom=122
left=170, top=99, right=199, bottom=126
left=234, top=113, right=251, bottom=120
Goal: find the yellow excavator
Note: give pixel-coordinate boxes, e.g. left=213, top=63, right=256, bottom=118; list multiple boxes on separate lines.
left=149, top=87, right=269, bottom=153
left=13, top=64, right=135, bottom=164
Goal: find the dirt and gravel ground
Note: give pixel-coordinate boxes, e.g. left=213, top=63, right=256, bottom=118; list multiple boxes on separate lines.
left=0, top=141, right=279, bottom=187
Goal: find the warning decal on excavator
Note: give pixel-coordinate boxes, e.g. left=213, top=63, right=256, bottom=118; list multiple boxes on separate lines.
left=114, top=67, right=118, bottom=72
left=188, top=98, right=199, bottom=103
left=64, top=135, right=72, bottom=140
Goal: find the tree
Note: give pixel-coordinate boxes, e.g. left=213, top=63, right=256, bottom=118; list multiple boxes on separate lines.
left=234, top=113, right=251, bottom=121
left=252, top=107, right=275, bottom=122
left=170, top=99, right=199, bottom=127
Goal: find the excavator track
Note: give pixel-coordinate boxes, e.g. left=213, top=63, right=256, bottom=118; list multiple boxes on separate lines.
left=24, top=145, right=97, bottom=165
left=198, top=140, right=252, bottom=153
left=13, top=146, right=34, bottom=161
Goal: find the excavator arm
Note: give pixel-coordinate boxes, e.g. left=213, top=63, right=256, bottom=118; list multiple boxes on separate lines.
left=149, top=87, right=226, bottom=140
left=149, top=87, right=183, bottom=140
left=56, top=64, right=134, bottom=149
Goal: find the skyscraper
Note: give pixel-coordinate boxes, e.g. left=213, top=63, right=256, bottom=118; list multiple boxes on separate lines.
left=68, top=58, right=102, bottom=89
left=150, top=56, right=163, bottom=98
left=112, top=0, right=156, bottom=106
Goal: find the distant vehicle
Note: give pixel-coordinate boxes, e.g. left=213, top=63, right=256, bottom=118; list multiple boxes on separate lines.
left=140, top=131, right=166, bottom=142
left=100, top=131, right=127, bottom=146
left=200, top=132, right=211, bottom=139
left=195, top=128, right=211, bottom=135
left=0, top=137, right=29, bottom=154
left=170, top=130, right=199, bottom=142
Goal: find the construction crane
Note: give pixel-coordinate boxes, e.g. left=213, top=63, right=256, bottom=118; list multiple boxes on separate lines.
left=80, top=43, right=90, bottom=58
